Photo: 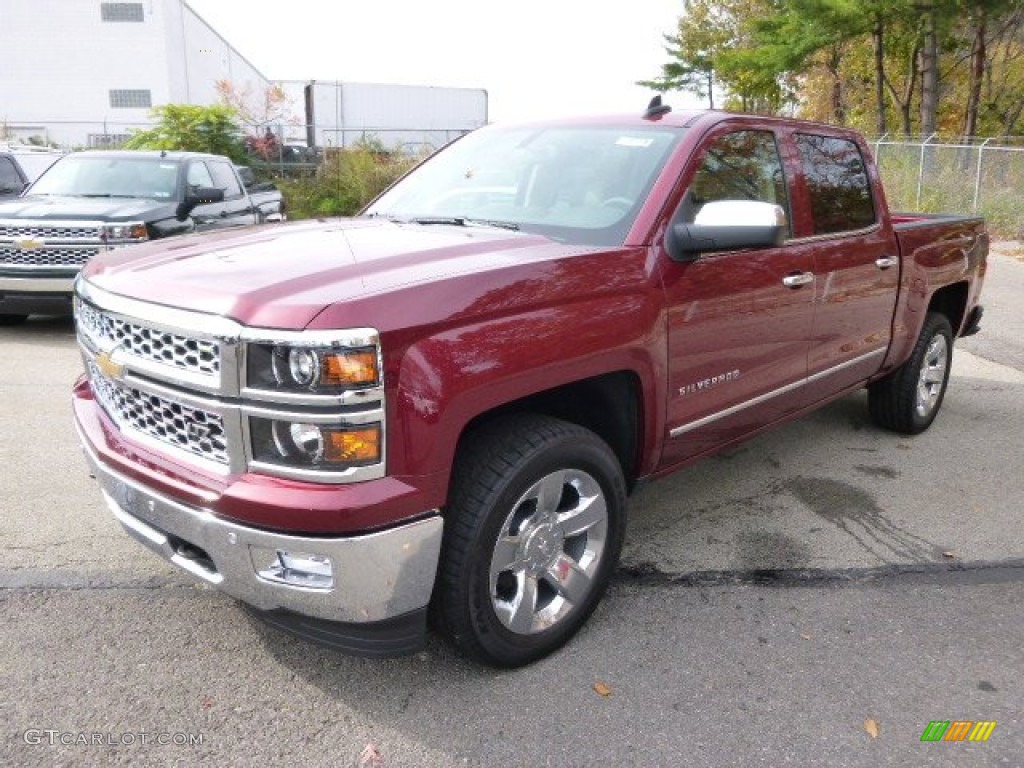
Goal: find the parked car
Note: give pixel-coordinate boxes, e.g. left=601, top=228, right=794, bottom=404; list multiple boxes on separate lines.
left=0, top=150, right=282, bottom=323
left=72, top=106, right=987, bottom=666
left=0, top=145, right=64, bottom=198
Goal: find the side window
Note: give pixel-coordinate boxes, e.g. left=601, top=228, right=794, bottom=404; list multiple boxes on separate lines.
left=186, top=161, right=215, bottom=192
left=795, top=134, right=875, bottom=234
left=683, top=130, right=791, bottom=235
left=207, top=161, right=242, bottom=199
left=0, top=157, right=22, bottom=190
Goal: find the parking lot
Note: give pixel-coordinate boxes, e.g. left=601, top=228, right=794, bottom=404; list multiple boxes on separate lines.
left=2, top=245, right=1022, bottom=766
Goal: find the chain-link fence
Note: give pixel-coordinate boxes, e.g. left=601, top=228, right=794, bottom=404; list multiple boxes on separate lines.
left=1, top=118, right=471, bottom=180
left=1, top=119, right=467, bottom=153
left=867, top=135, right=1024, bottom=237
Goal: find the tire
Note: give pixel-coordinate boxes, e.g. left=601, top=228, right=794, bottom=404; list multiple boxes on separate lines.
left=0, top=314, right=28, bottom=326
left=434, top=414, right=627, bottom=667
left=868, top=312, right=953, bottom=434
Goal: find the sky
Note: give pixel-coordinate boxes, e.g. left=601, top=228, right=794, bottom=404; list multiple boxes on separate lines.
left=185, top=0, right=697, bottom=123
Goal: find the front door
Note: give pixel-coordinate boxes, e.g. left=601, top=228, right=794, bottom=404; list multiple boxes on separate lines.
left=659, top=127, right=815, bottom=469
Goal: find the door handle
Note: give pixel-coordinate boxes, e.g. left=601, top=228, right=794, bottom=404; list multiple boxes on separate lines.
left=875, top=256, right=899, bottom=269
left=782, top=272, right=814, bottom=288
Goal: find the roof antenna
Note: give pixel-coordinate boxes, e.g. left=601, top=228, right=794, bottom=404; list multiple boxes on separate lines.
left=643, top=95, right=672, bottom=119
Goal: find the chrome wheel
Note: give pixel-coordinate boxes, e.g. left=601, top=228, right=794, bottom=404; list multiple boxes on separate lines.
left=868, top=312, right=953, bottom=435
left=489, top=469, right=608, bottom=635
left=915, top=334, right=948, bottom=418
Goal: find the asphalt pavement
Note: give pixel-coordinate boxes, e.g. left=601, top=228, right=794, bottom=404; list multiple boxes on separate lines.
left=2, top=245, right=1022, bottom=767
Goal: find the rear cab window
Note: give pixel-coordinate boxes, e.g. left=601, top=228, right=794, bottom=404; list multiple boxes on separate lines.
left=794, top=134, right=876, bottom=235
left=207, top=161, right=243, bottom=200
left=0, top=156, right=23, bottom=191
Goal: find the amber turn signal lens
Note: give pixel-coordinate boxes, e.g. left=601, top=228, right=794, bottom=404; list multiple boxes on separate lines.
left=321, top=349, right=379, bottom=387
left=323, top=425, right=381, bottom=464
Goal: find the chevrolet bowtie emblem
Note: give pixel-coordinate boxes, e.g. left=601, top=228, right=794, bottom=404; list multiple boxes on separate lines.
left=95, top=350, right=125, bottom=381
left=14, top=237, right=43, bottom=251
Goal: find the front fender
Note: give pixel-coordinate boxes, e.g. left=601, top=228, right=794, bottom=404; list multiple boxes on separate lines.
left=389, top=293, right=665, bottom=482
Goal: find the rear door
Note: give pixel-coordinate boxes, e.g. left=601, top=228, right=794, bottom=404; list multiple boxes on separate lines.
left=658, top=125, right=816, bottom=468
left=206, top=160, right=257, bottom=227
left=789, top=132, right=899, bottom=404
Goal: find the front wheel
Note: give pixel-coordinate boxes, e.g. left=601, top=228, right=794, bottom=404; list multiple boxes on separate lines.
left=868, top=312, right=953, bottom=434
left=434, top=415, right=627, bottom=667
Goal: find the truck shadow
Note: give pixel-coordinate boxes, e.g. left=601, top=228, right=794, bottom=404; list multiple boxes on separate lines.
left=0, top=314, right=75, bottom=343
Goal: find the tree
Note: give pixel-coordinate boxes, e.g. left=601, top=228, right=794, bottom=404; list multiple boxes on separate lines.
left=216, top=80, right=297, bottom=160
left=640, top=0, right=790, bottom=111
left=650, top=0, right=1024, bottom=135
left=638, top=0, right=733, bottom=107
left=123, top=104, right=244, bottom=160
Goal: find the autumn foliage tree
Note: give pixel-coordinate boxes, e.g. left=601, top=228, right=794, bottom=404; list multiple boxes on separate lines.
left=216, top=80, right=296, bottom=159
left=645, top=0, right=1024, bottom=137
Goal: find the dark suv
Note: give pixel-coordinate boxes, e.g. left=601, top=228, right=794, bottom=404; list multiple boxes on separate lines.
left=0, top=147, right=64, bottom=198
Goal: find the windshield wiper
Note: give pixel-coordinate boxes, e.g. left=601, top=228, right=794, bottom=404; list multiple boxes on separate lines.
left=406, top=216, right=520, bottom=231
left=78, top=193, right=139, bottom=198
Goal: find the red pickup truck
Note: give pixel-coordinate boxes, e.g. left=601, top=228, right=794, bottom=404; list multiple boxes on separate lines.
left=72, top=106, right=987, bottom=667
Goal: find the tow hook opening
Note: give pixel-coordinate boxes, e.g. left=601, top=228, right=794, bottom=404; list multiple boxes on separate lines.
left=168, top=535, right=217, bottom=575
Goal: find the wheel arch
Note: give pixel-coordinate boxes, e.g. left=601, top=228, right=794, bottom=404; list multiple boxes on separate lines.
left=926, top=281, right=969, bottom=337
left=451, top=370, right=644, bottom=496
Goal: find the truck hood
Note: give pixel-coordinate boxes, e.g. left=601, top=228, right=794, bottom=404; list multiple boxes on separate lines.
left=0, top=194, right=175, bottom=222
left=80, top=218, right=602, bottom=329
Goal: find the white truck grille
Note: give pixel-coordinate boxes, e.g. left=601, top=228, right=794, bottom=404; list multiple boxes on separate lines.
left=0, top=246, right=99, bottom=267
left=0, top=223, right=101, bottom=239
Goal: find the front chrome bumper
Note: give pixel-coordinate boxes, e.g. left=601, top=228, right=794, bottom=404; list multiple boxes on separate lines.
left=80, top=432, right=443, bottom=625
left=0, top=274, right=77, bottom=293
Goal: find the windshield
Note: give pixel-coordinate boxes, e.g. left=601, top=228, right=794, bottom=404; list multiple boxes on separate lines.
left=14, top=153, right=63, bottom=182
left=366, top=123, right=683, bottom=246
left=29, top=155, right=179, bottom=200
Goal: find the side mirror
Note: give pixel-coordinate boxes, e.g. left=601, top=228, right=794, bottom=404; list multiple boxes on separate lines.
left=666, top=200, right=788, bottom=262
left=177, top=186, right=225, bottom=220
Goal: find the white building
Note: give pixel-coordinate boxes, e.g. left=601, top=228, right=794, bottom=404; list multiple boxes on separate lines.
left=0, top=0, right=488, bottom=152
left=0, top=0, right=272, bottom=148
left=279, top=80, right=489, bottom=152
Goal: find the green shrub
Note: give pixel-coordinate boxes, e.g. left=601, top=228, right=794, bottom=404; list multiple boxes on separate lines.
left=277, top=146, right=420, bottom=220
left=123, top=104, right=245, bottom=162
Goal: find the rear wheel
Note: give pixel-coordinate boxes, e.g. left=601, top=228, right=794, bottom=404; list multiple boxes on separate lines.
left=868, top=312, right=953, bottom=434
left=435, top=414, right=627, bottom=667
left=0, top=314, right=28, bottom=326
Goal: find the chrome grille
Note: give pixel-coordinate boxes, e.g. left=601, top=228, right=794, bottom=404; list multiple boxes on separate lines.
left=77, top=300, right=221, bottom=377
left=87, top=361, right=229, bottom=465
left=0, top=246, right=98, bottom=267
left=0, top=224, right=100, bottom=238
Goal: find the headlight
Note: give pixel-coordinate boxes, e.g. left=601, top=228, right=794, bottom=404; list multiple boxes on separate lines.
left=100, top=222, right=148, bottom=242
left=250, top=418, right=382, bottom=469
left=247, top=343, right=380, bottom=394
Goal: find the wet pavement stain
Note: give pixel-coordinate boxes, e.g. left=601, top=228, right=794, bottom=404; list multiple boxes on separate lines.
left=785, top=476, right=935, bottom=563
left=853, top=464, right=901, bottom=479
left=736, top=529, right=811, bottom=569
